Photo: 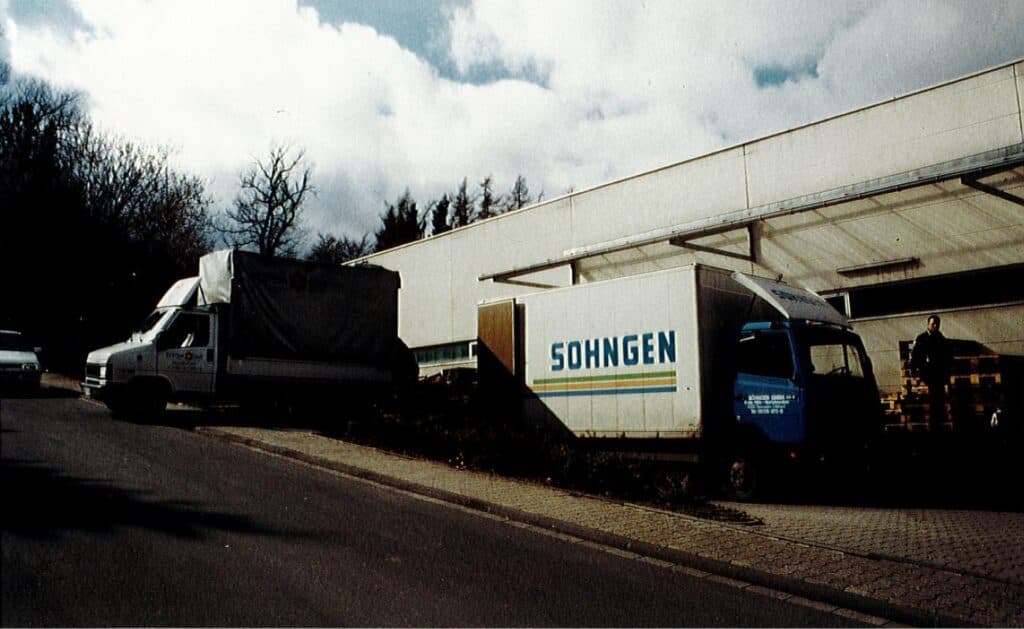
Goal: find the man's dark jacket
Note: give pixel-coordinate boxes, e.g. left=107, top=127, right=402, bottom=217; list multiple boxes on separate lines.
left=910, top=330, right=949, bottom=385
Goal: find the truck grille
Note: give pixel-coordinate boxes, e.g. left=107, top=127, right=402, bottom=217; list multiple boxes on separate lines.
left=86, top=364, right=102, bottom=379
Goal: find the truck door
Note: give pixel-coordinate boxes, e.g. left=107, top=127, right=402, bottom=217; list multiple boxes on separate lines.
left=797, top=330, right=878, bottom=451
left=155, top=312, right=216, bottom=395
left=732, top=329, right=805, bottom=444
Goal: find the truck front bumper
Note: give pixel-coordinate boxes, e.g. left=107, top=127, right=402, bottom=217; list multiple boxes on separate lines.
left=80, top=378, right=119, bottom=401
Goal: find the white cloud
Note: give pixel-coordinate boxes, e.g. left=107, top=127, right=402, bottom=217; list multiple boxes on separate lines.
left=3, top=0, right=1023, bottom=244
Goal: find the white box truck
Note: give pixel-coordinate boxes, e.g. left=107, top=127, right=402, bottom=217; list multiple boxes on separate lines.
left=478, top=264, right=881, bottom=498
left=83, top=249, right=414, bottom=416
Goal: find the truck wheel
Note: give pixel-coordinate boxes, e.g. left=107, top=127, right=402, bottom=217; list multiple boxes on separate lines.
left=107, top=382, right=167, bottom=419
left=105, top=395, right=132, bottom=417
left=724, top=456, right=758, bottom=501
left=146, top=388, right=168, bottom=415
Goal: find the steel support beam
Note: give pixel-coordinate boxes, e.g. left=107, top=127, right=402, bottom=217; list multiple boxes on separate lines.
left=668, top=223, right=755, bottom=262
left=961, top=176, right=1024, bottom=207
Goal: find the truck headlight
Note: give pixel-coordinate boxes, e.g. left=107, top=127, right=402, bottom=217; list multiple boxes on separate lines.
left=22, top=363, right=39, bottom=372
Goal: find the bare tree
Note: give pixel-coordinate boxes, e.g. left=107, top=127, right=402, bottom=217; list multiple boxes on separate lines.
left=219, top=144, right=313, bottom=257
left=307, top=232, right=372, bottom=264
left=1, top=70, right=215, bottom=370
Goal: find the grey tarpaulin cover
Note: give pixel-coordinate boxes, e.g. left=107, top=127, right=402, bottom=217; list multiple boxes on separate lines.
left=198, top=249, right=400, bottom=363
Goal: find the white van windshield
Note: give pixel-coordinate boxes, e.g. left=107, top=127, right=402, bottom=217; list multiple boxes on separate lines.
left=137, top=310, right=174, bottom=342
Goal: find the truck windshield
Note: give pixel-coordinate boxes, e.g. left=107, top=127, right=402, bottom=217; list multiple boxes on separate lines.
left=139, top=310, right=166, bottom=334
left=136, top=310, right=174, bottom=342
left=807, top=341, right=866, bottom=378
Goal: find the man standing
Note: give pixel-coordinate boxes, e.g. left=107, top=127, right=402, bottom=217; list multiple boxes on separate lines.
left=910, top=314, right=950, bottom=432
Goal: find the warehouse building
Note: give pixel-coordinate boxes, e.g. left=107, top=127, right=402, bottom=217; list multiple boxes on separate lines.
left=358, top=59, right=1024, bottom=405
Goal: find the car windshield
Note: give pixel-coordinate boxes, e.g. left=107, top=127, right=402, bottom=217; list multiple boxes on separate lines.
left=0, top=332, right=34, bottom=352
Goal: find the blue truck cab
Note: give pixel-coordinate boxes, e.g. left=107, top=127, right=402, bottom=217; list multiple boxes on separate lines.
left=728, top=319, right=880, bottom=498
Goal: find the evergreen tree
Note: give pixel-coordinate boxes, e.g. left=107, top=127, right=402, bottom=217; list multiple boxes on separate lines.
left=450, top=177, right=475, bottom=228
left=477, top=175, right=503, bottom=220
left=505, top=174, right=531, bottom=211
left=429, top=193, right=451, bottom=236
left=374, top=188, right=424, bottom=252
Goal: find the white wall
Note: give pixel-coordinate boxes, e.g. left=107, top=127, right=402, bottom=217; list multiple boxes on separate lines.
left=745, top=65, right=1022, bottom=207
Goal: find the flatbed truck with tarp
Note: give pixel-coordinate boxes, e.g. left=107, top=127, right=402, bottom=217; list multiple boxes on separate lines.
left=83, top=249, right=413, bottom=415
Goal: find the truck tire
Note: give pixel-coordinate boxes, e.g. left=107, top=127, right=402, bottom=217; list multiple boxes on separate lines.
left=146, top=385, right=168, bottom=415
left=723, top=455, right=759, bottom=501
left=104, top=394, right=132, bottom=417
left=106, top=380, right=167, bottom=419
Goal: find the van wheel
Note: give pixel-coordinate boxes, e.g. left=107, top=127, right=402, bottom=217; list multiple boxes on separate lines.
left=724, top=456, right=758, bottom=501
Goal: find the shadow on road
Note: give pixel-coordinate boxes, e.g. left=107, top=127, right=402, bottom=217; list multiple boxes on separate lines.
left=754, top=451, right=1024, bottom=512
left=121, top=402, right=359, bottom=433
left=0, top=385, right=79, bottom=400
left=1, top=458, right=317, bottom=542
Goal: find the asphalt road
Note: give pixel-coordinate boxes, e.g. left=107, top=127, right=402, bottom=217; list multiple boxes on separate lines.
left=1, top=393, right=862, bottom=627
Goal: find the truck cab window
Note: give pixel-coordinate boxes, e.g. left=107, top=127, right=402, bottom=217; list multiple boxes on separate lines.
left=808, top=343, right=865, bottom=378
left=158, top=314, right=209, bottom=350
left=735, top=332, right=794, bottom=379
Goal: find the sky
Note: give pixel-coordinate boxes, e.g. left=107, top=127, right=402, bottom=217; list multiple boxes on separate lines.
left=2, top=0, right=1023, bottom=246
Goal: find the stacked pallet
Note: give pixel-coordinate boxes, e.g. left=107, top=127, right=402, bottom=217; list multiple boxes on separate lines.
left=948, top=352, right=1004, bottom=433
left=884, top=340, right=948, bottom=431
left=885, top=339, right=1002, bottom=433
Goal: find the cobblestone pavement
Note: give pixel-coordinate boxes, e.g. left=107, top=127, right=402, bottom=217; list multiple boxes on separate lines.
left=195, top=425, right=1024, bottom=627
left=717, top=503, right=1024, bottom=587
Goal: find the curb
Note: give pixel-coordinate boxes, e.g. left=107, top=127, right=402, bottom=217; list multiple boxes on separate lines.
left=196, top=426, right=971, bottom=628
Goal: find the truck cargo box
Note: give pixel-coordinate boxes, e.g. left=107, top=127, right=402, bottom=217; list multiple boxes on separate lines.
left=198, top=249, right=400, bottom=364
left=482, top=265, right=780, bottom=440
